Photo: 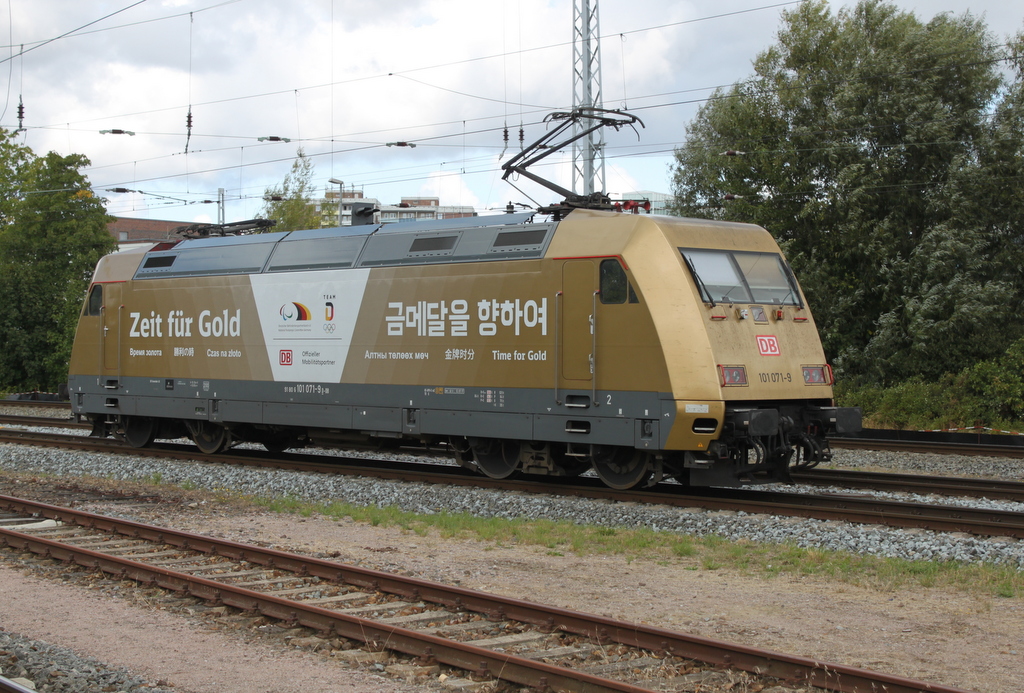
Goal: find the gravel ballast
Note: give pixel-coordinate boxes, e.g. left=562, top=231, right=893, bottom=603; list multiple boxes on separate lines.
left=0, top=629, right=174, bottom=693
left=1, top=440, right=1022, bottom=691
left=1, top=442, right=1022, bottom=568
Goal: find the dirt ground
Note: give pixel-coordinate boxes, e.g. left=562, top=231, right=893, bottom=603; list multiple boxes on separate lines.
left=1, top=478, right=1023, bottom=693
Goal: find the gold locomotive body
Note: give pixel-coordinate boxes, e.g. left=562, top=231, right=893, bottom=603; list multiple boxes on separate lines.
left=68, top=209, right=860, bottom=488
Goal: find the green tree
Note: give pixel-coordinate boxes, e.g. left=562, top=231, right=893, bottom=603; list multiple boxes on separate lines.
left=0, top=130, right=32, bottom=220
left=0, top=131, right=116, bottom=391
left=670, top=0, right=1022, bottom=383
left=258, top=148, right=324, bottom=232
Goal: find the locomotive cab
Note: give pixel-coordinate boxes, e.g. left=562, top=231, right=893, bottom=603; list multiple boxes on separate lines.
left=606, top=211, right=861, bottom=486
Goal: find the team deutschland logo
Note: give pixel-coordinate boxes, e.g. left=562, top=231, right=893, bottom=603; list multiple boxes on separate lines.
left=279, top=302, right=311, bottom=321
left=323, top=301, right=336, bottom=333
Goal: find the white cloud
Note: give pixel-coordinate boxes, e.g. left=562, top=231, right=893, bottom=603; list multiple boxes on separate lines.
left=3, top=0, right=1019, bottom=222
left=419, top=169, right=481, bottom=209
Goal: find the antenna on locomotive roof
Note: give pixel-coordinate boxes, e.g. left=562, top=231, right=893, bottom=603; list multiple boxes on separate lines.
left=500, top=107, right=643, bottom=220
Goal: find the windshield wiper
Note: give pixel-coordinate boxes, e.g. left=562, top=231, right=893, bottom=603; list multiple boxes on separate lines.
left=779, top=262, right=804, bottom=308
left=682, top=254, right=716, bottom=307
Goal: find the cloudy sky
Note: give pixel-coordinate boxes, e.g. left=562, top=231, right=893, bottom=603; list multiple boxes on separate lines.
left=1, top=0, right=1020, bottom=224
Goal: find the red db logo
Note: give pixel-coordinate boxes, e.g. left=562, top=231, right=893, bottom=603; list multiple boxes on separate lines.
left=279, top=349, right=293, bottom=366
left=756, top=335, right=780, bottom=356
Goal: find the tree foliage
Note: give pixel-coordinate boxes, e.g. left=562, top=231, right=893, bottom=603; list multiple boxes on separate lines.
left=258, top=148, right=325, bottom=232
left=0, top=129, right=116, bottom=391
left=671, top=0, right=1024, bottom=385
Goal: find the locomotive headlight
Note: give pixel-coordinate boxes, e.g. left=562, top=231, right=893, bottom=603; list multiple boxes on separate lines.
left=719, top=365, right=748, bottom=386
left=802, top=366, right=831, bottom=385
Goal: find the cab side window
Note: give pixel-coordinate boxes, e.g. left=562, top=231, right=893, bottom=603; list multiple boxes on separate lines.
left=599, top=259, right=639, bottom=304
left=85, top=285, right=103, bottom=316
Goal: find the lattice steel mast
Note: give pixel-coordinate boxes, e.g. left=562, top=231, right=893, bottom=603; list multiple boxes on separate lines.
left=572, top=0, right=605, bottom=196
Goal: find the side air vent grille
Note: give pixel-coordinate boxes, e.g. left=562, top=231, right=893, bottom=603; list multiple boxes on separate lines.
left=409, top=236, right=458, bottom=253
left=142, top=256, right=175, bottom=269
left=492, top=229, right=548, bottom=248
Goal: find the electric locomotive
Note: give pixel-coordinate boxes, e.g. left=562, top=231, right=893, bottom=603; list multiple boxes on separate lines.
left=67, top=109, right=860, bottom=488
left=67, top=205, right=859, bottom=488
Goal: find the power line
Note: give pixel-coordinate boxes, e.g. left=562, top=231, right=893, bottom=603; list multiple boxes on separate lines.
left=70, top=37, right=1017, bottom=182
left=8, top=0, right=1015, bottom=216
left=23, top=1, right=800, bottom=132
left=0, top=0, right=149, bottom=66
left=82, top=69, right=1014, bottom=199
left=27, top=40, right=1013, bottom=189
left=16, top=0, right=1004, bottom=202
left=0, top=0, right=241, bottom=51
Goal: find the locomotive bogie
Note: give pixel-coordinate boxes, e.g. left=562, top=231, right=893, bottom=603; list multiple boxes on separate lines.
left=67, top=209, right=859, bottom=488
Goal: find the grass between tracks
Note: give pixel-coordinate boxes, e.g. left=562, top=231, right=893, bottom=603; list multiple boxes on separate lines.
left=254, top=495, right=1024, bottom=600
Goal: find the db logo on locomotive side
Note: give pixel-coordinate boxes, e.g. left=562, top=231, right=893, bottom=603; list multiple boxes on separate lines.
left=756, top=335, right=781, bottom=356
left=279, top=349, right=293, bottom=366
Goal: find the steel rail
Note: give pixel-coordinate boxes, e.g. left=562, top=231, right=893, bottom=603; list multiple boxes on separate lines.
left=3, top=430, right=1024, bottom=538
left=0, top=399, right=70, bottom=410
left=692, top=487, right=1024, bottom=537
left=0, top=676, right=37, bottom=693
left=831, top=436, right=1024, bottom=459
left=793, top=468, right=1024, bottom=502
left=0, top=414, right=89, bottom=429
left=0, top=495, right=975, bottom=693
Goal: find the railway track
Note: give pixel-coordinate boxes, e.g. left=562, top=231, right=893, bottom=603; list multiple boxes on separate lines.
left=0, top=413, right=88, bottom=430
left=3, top=428, right=1024, bottom=539
left=0, top=399, right=70, bottom=409
left=5, top=412, right=1022, bottom=496
left=0, top=494, right=974, bottom=693
left=831, top=429, right=1024, bottom=458
left=793, top=468, right=1024, bottom=502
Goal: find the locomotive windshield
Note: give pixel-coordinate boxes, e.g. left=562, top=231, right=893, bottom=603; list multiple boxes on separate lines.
left=680, top=248, right=801, bottom=306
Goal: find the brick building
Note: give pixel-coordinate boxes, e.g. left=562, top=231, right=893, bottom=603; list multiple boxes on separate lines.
left=106, top=217, right=187, bottom=243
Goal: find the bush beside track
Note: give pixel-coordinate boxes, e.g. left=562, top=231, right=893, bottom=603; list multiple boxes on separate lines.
left=837, top=339, right=1024, bottom=434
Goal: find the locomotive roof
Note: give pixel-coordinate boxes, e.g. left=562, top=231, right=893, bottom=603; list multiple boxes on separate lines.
left=129, top=211, right=554, bottom=280
left=94, top=210, right=781, bottom=284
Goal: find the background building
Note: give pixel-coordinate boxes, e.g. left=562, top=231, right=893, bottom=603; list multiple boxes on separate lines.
left=317, top=189, right=476, bottom=227
left=107, top=217, right=184, bottom=243
left=379, top=197, right=476, bottom=224
left=108, top=190, right=480, bottom=246
left=319, top=187, right=383, bottom=226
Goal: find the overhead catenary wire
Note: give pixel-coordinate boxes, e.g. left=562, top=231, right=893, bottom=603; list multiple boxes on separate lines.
left=16, top=0, right=805, bottom=134
left=10, top=0, right=1008, bottom=167
left=0, top=0, right=149, bottom=66
left=100, top=101, right=1021, bottom=214
left=0, top=0, right=240, bottom=52
left=83, top=67, right=1015, bottom=201
left=6, top=0, right=1015, bottom=219
left=26, top=37, right=1010, bottom=166
left=74, top=35, right=1017, bottom=177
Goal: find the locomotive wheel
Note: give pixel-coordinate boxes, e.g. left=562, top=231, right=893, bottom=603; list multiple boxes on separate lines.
left=470, top=439, right=520, bottom=479
left=122, top=416, right=155, bottom=448
left=189, top=421, right=231, bottom=454
left=592, top=447, right=651, bottom=490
